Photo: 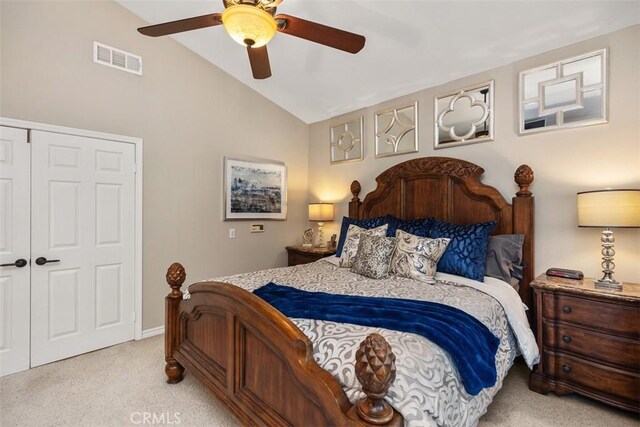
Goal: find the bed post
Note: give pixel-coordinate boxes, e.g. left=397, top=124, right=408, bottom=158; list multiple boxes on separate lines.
left=349, top=180, right=362, bottom=219
left=513, top=165, right=535, bottom=315
left=351, top=333, right=402, bottom=426
left=165, top=262, right=186, bottom=384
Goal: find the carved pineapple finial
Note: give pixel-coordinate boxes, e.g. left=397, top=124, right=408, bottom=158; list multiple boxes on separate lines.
left=515, top=164, right=534, bottom=197
left=351, top=180, right=362, bottom=202
left=355, top=333, right=396, bottom=424
left=166, top=262, right=186, bottom=296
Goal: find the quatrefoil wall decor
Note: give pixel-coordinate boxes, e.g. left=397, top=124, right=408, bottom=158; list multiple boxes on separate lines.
left=434, top=81, right=494, bottom=149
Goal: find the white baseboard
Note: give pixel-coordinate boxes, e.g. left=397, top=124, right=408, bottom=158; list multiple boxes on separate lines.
left=141, top=325, right=165, bottom=339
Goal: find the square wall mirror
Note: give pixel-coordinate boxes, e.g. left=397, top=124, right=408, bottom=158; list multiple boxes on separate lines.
left=330, top=116, right=364, bottom=164
left=434, top=81, right=494, bottom=149
left=375, top=102, right=418, bottom=158
left=519, top=49, right=607, bottom=134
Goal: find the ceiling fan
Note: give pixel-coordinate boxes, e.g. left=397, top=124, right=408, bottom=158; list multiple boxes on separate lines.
left=137, top=0, right=366, bottom=80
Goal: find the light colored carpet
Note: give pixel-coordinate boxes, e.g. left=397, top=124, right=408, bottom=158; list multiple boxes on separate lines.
left=1, top=335, right=637, bottom=426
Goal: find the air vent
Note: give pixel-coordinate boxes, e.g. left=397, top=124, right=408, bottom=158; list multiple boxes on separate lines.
left=93, top=41, right=142, bottom=76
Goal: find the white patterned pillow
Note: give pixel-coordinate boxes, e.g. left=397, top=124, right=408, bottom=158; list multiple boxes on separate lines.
left=390, top=230, right=450, bottom=284
left=351, top=234, right=398, bottom=279
left=338, top=224, right=388, bottom=268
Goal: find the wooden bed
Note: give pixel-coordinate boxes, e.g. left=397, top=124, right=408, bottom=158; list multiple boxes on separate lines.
left=164, top=156, right=535, bottom=426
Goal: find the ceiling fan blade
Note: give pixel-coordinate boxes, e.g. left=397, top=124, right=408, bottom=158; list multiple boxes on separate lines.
left=138, top=13, right=222, bottom=37
left=275, top=14, right=365, bottom=54
left=247, top=46, right=272, bottom=79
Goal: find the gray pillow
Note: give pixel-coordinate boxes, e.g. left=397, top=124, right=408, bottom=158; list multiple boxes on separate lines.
left=484, top=234, right=524, bottom=286
left=351, top=234, right=398, bottom=279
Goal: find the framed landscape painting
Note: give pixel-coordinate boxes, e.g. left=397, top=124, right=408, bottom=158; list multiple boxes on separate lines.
left=224, top=157, right=287, bottom=220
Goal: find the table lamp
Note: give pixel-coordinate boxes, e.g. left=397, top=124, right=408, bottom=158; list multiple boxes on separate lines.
left=308, top=203, right=334, bottom=247
left=577, top=189, right=640, bottom=289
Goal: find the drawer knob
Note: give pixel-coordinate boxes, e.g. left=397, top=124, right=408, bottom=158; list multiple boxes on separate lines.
left=562, top=364, right=572, bottom=373
left=562, top=335, right=572, bottom=344
left=562, top=305, right=572, bottom=314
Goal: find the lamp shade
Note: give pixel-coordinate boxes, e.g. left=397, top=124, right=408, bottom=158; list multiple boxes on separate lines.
left=221, top=4, right=277, bottom=48
left=577, top=189, right=640, bottom=228
left=308, top=203, right=334, bottom=222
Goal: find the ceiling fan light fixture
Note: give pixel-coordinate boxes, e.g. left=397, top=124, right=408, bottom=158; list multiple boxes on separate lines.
left=221, top=4, right=277, bottom=48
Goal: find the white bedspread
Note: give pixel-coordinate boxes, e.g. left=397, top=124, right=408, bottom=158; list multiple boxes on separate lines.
left=193, top=258, right=539, bottom=427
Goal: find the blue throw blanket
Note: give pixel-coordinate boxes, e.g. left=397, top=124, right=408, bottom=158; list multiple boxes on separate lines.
left=254, top=282, right=499, bottom=395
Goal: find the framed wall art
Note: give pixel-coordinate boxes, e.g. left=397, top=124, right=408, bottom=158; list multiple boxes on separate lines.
left=374, top=101, right=418, bottom=158
left=434, top=80, right=494, bottom=149
left=330, top=116, right=364, bottom=164
left=224, top=157, right=287, bottom=220
left=518, top=49, right=608, bottom=134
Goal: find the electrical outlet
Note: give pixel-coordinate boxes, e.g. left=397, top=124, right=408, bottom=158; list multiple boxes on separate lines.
left=229, top=228, right=236, bottom=239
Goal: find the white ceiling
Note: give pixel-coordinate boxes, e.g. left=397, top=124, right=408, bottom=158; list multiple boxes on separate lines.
left=118, top=1, right=639, bottom=124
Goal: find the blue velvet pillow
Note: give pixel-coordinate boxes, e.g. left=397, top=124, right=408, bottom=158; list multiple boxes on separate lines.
left=385, top=215, right=433, bottom=238
left=336, top=216, right=387, bottom=257
left=428, top=219, right=496, bottom=281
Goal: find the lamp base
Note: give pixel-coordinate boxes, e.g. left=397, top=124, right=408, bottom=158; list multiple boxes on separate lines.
left=315, top=222, right=327, bottom=247
left=594, top=277, right=622, bottom=291
left=595, top=227, right=621, bottom=290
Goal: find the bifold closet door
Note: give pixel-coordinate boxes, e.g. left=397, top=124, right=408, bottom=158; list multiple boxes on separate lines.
left=0, top=127, right=31, bottom=376
left=30, top=131, right=136, bottom=367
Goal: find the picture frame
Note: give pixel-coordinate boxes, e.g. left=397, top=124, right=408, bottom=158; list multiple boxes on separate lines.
left=374, top=101, right=418, bottom=158
left=224, top=157, right=287, bottom=220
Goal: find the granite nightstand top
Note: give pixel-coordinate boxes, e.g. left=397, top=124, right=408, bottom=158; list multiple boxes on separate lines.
left=531, top=274, right=640, bottom=302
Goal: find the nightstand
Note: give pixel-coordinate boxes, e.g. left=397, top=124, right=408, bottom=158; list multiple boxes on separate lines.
left=529, top=274, right=640, bottom=413
left=285, top=245, right=336, bottom=266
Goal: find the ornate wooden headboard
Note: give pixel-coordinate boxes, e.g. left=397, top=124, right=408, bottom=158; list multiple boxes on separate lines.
left=348, top=156, right=535, bottom=312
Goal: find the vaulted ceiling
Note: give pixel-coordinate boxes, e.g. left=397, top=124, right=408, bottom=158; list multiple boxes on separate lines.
left=118, top=1, right=639, bottom=123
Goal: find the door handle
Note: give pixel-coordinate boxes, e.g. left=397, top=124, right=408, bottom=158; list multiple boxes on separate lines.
left=0, top=258, right=28, bottom=268
left=35, top=257, right=60, bottom=266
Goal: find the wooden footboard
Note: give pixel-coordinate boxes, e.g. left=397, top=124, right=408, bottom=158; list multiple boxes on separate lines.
left=164, top=263, right=402, bottom=426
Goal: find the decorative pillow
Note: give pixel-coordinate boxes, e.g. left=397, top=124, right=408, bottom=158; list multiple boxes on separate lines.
left=336, top=216, right=387, bottom=257
left=390, top=230, right=450, bottom=284
left=428, top=219, right=496, bottom=282
left=351, top=234, right=398, bottom=279
left=339, top=224, right=388, bottom=268
left=385, top=215, right=433, bottom=237
left=485, top=234, right=525, bottom=286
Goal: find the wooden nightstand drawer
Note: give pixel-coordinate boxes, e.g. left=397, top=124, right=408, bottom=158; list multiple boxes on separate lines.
left=289, top=251, right=322, bottom=266
left=286, top=246, right=336, bottom=267
left=543, top=351, right=640, bottom=403
left=543, top=321, right=640, bottom=370
left=542, top=292, right=639, bottom=337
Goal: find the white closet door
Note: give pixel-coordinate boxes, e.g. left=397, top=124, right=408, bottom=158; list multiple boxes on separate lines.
left=0, top=126, right=31, bottom=376
left=30, top=131, right=136, bottom=367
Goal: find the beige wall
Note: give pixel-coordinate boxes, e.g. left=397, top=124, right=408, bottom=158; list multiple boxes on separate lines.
left=309, top=25, right=640, bottom=283
left=1, top=1, right=309, bottom=329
